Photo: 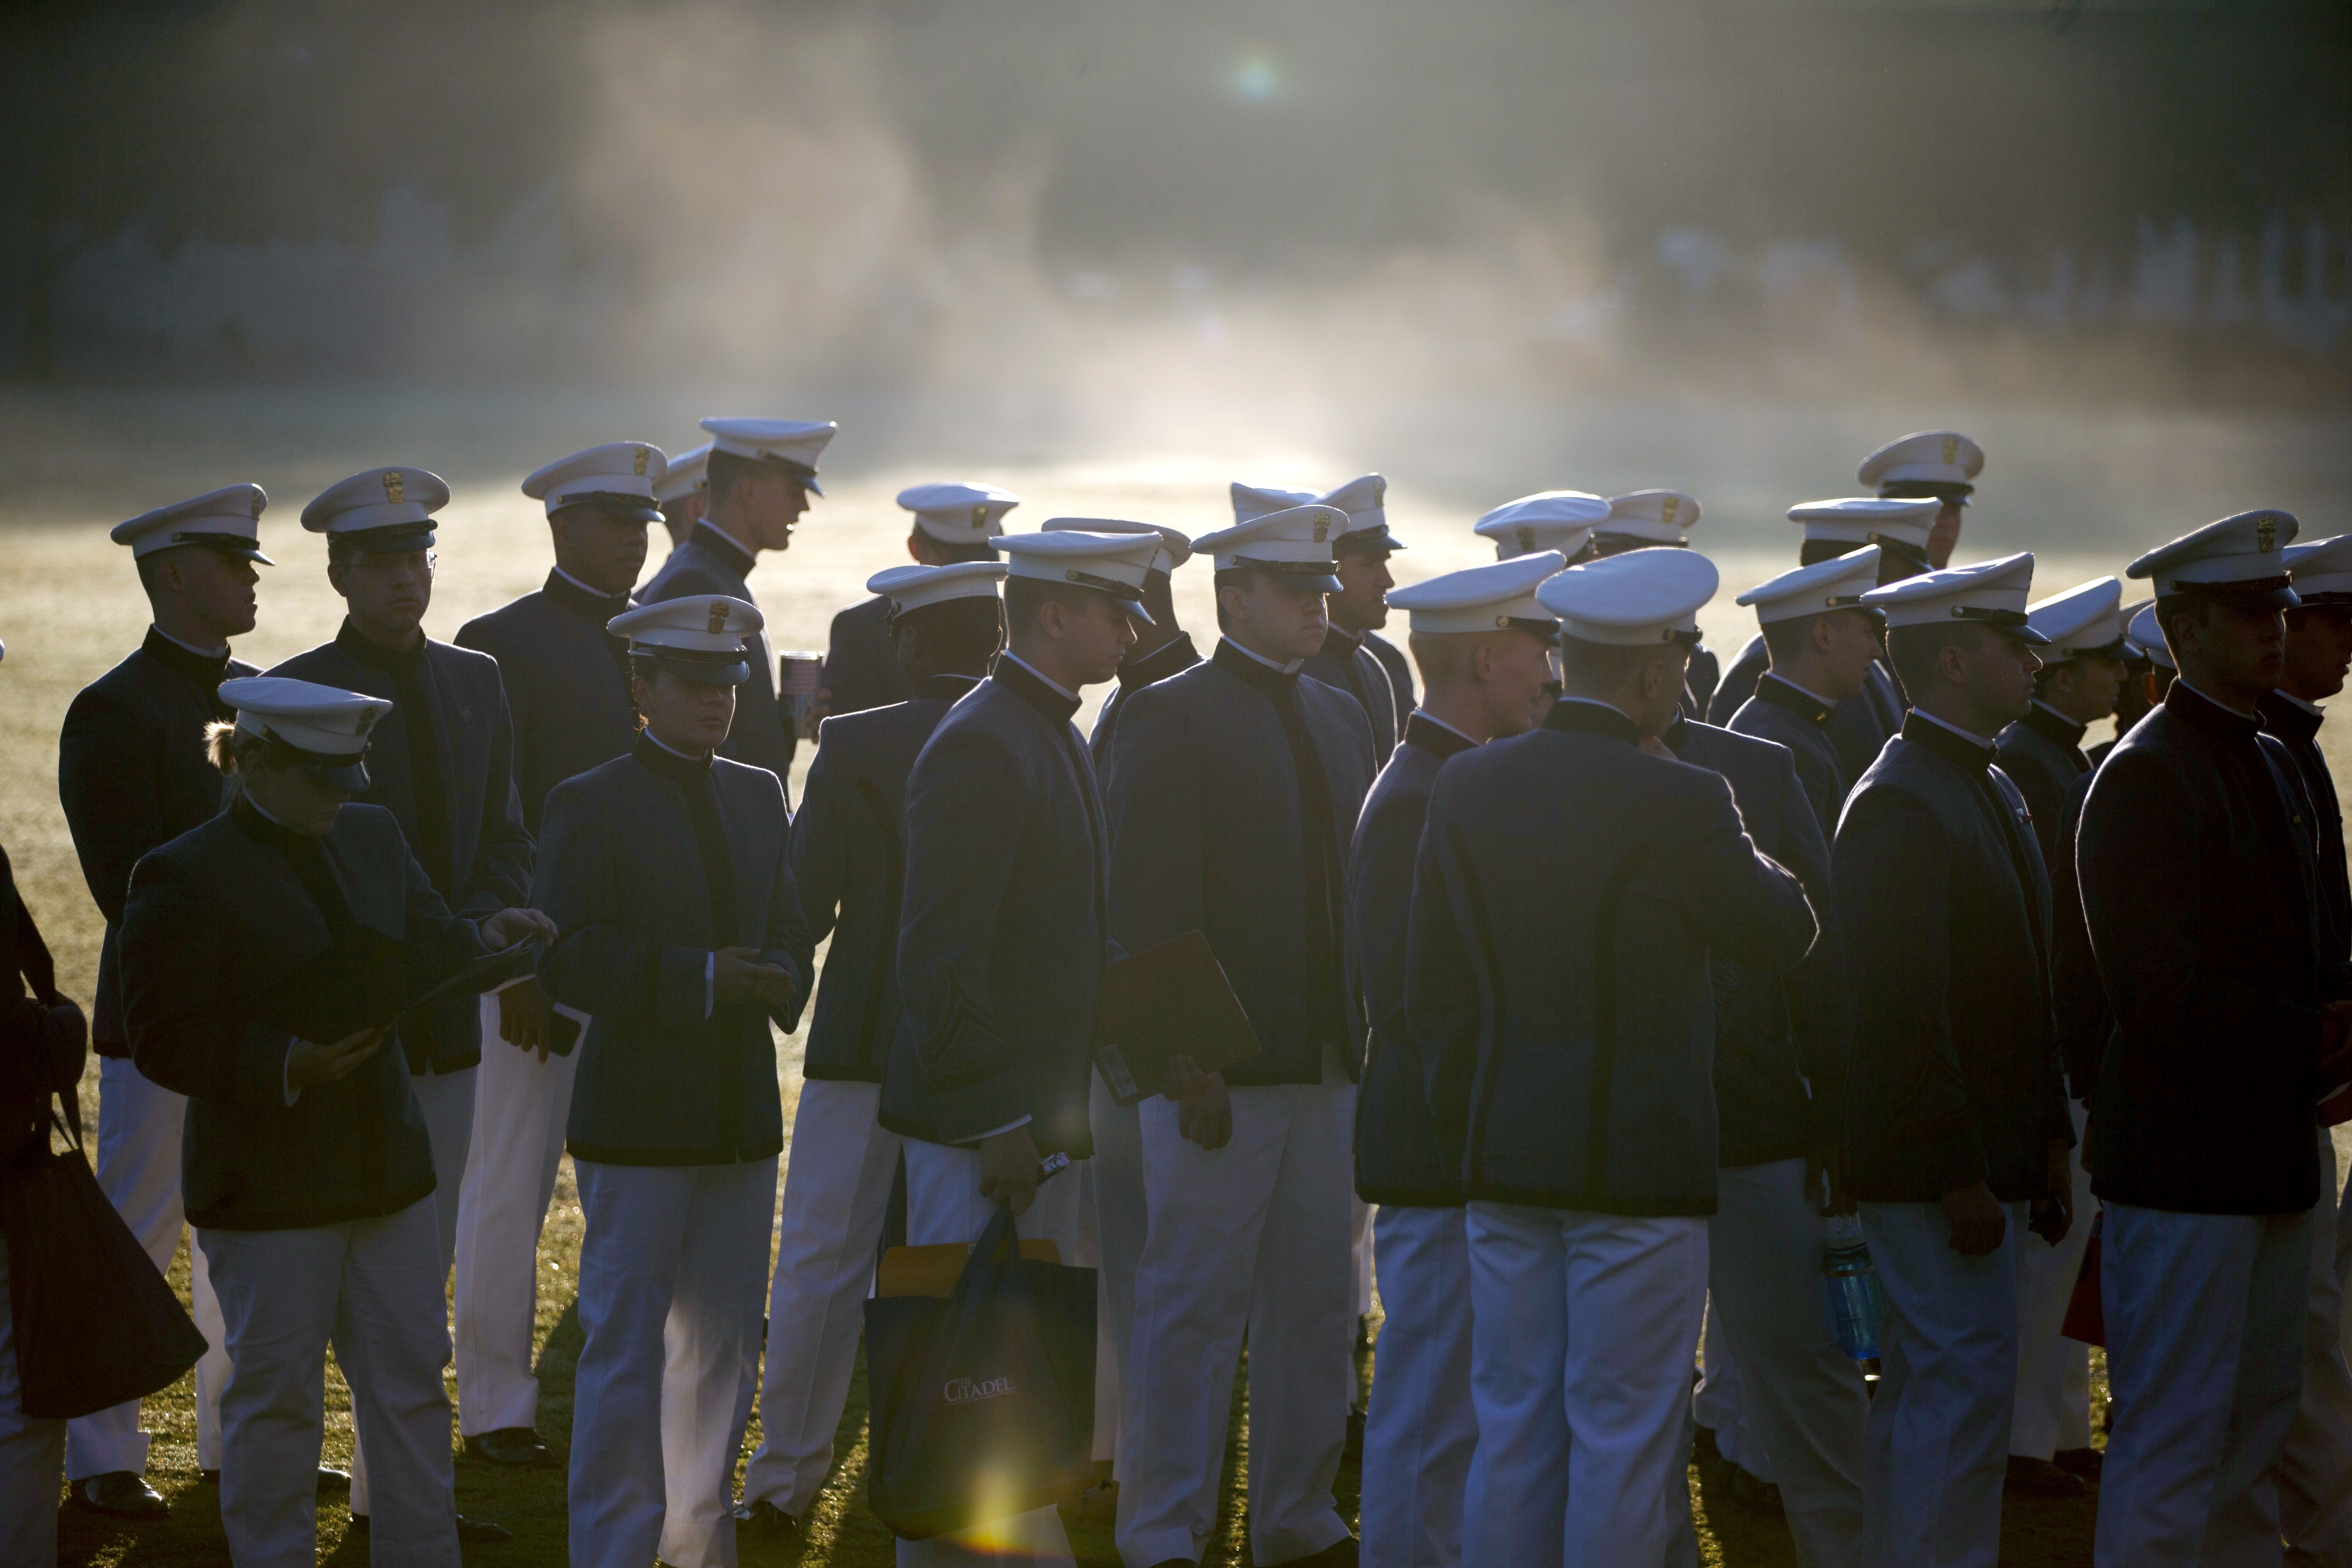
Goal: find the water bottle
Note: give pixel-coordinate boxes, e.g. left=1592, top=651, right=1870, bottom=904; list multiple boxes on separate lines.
left=1822, top=1213, right=1889, bottom=1362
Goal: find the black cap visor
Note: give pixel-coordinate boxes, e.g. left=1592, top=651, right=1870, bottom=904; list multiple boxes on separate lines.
left=170, top=530, right=275, bottom=566
left=556, top=494, right=662, bottom=527
left=642, top=646, right=752, bottom=686
left=1236, top=557, right=1344, bottom=595
left=2164, top=578, right=2300, bottom=613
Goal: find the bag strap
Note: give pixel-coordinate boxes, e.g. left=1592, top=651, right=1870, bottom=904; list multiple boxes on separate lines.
left=13, top=891, right=60, bottom=1006
left=950, top=1200, right=1023, bottom=1298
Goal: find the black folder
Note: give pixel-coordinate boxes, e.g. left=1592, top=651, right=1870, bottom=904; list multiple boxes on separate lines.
left=1091, top=930, right=1261, bottom=1107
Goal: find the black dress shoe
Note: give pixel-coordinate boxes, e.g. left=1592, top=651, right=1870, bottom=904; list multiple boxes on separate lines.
left=731, top=1499, right=798, bottom=1534
left=1691, top=1423, right=1720, bottom=1460
left=2004, top=1455, right=2087, bottom=1497
left=1729, top=1464, right=1784, bottom=1513
left=71, top=1471, right=169, bottom=1518
left=348, top=1513, right=512, bottom=1543
left=1344, top=1403, right=1366, bottom=1461
left=2054, top=1446, right=2103, bottom=1480
left=467, top=1427, right=556, bottom=1468
left=1290, top=1536, right=1360, bottom=1568
left=316, top=1465, right=353, bottom=1491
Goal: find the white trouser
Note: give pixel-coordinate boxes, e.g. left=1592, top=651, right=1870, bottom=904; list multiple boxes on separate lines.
left=67, top=1055, right=229, bottom=1478
left=2282, top=1133, right=2352, bottom=1564
left=1693, top=1298, right=1765, bottom=1478
left=0, top=1235, right=64, bottom=1568
left=1460, top=1203, right=1708, bottom=1568
left=1360, top=1205, right=1476, bottom=1568
left=2010, top=1102, right=2095, bottom=1460
left=1351, top=1194, right=1377, bottom=1404
left=894, top=1137, right=1085, bottom=1568
left=200, top=1199, right=458, bottom=1568
left=1088, top=1075, right=1144, bottom=1477
left=2097, top=1201, right=2310, bottom=1568
left=569, top=1157, right=777, bottom=1568
left=1117, top=1079, right=1356, bottom=1568
left=1704, top=1160, right=1869, bottom=1568
left=454, top=997, right=580, bottom=1436
left=351, top=1062, right=476, bottom=1516
left=1859, top=1200, right=2025, bottom=1568
left=738, top=1079, right=903, bottom=1515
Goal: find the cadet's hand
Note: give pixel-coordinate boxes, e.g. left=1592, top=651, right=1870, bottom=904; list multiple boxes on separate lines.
left=1637, top=735, right=1676, bottom=761
left=1940, top=1181, right=2007, bottom=1256
left=714, top=947, right=795, bottom=1009
left=288, top=1026, right=387, bottom=1089
left=482, top=907, right=558, bottom=949
left=499, top=976, right=553, bottom=1062
left=1165, top=1055, right=1232, bottom=1152
left=979, top=1124, right=1044, bottom=1215
left=2030, top=1141, right=2073, bottom=1246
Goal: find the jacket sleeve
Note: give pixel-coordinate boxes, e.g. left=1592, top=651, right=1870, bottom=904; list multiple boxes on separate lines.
left=1764, top=751, right=1848, bottom=1143
left=758, top=788, right=816, bottom=1035
left=122, top=855, right=297, bottom=1108
left=1405, top=784, right=1484, bottom=1177
left=2050, top=773, right=2107, bottom=1098
left=58, top=686, right=167, bottom=926
left=461, top=681, right=534, bottom=917
left=1350, top=779, right=1425, bottom=1053
left=895, top=722, right=1034, bottom=1143
left=1678, top=769, right=1818, bottom=974
left=399, top=832, right=490, bottom=978
left=788, top=727, right=850, bottom=947
left=534, top=780, right=713, bottom=1030
left=1102, top=689, right=1205, bottom=957
left=1834, top=784, right=1986, bottom=1194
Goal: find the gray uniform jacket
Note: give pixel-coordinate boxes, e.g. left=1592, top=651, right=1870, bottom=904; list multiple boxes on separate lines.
left=2078, top=683, right=2329, bottom=1215
left=270, top=623, right=532, bottom=1073
left=1090, top=633, right=1201, bottom=767
left=822, top=593, right=912, bottom=719
left=1352, top=712, right=1476, bottom=1207
left=1304, top=627, right=1399, bottom=764
left=1834, top=712, right=2073, bottom=1205
left=122, top=799, right=489, bottom=1230
left=641, top=523, right=795, bottom=782
left=455, top=569, right=640, bottom=835
left=1363, top=630, right=1416, bottom=741
left=2050, top=766, right=2107, bottom=1098
left=794, top=674, right=979, bottom=1083
left=1104, top=640, right=1379, bottom=1085
left=535, top=736, right=813, bottom=1166
left=1728, top=674, right=1851, bottom=841
left=1666, top=714, right=1846, bottom=1170
left=1712, top=633, right=1905, bottom=789
left=2258, top=690, right=2352, bottom=964
left=887, top=658, right=1107, bottom=1156
left=59, top=629, right=253, bottom=1052
left=1406, top=699, right=1816, bottom=1215
left=1996, top=701, right=2092, bottom=867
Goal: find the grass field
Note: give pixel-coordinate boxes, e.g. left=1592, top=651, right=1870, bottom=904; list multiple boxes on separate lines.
left=6, top=440, right=2346, bottom=1567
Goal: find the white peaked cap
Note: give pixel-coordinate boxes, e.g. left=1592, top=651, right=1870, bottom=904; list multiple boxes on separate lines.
left=1316, top=474, right=1404, bottom=548
left=1859, top=430, right=1984, bottom=491
left=2027, top=576, right=2127, bottom=657
left=699, top=417, right=836, bottom=493
left=2128, top=510, right=2300, bottom=608
left=221, top=675, right=390, bottom=789
left=1231, top=481, right=1322, bottom=525
left=897, top=482, right=1020, bottom=544
left=1600, top=490, right=1701, bottom=544
left=522, top=442, right=669, bottom=522
left=655, top=442, right=711, bottom=505
left=111, top=484, right=273, bottom=564
left=1474, top=491, right=1610, bottom=560
left=1787, top=496, right=1940, bottom=559
left=1388, top=552, right=1566, bottom=634
left=1044, top=516, right=1193, bottom=570
left=301, top=466, right=450, bottom=551
left=995, top=530, right=1162, bottom=623
left=1191, top=505, right=1349, bottom=593
left=1735, top=546, right=1883, bottom=626
left=607, top=594, right=765, bottom=685
left=866, top=561, right=1008, bottom=613
left=2286, top=534, right=2352, bottom=601
left=1538, top=549, right=1720, bottom=646
left=1862, top=553, right=2046, bottom=641
left=2126, top=601, right=2176, bottom=670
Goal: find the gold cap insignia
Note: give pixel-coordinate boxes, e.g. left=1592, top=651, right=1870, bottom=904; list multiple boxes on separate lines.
left=1516, top=525, right=1536, bottom=554
left=355, top=710, right=380, bottom=735
left=707, top=602, right=730, bottom=634
left=2258, top=517, right=2277, bottom=553
left=382, top=471, right=405, bottom=504
left=1942, top=436, right=1960, bottom=466
left=1373, top=480, right=1386, bottom=504
left=970, top=504, right=989, bottom=528
left=633, top=446, right=650, bottom=477
left=1312, top=518, right=1330, bottom=543
left=250, top=493, right=264, bottom=519
left=1661, top=496, right=1680, bottom=524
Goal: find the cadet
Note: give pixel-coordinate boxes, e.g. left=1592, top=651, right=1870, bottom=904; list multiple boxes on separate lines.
left=641, top=415, right=837, bottom=780
left=886, top=530, right=1152, bottom=1568
left=1837, top=554, right=2074, bottom=1568
left=1859, top=429, right=1984, bottom=571
left=1106, top=503, right=1377, bottom=1568
left=2081, top=511, right=2345, bottom=1566
left=824, top=481, right=1016, bottom=717
left=1993, top=576, right=2126, bottom=1499
left=1726, top=545, right=1887, bottom=834
left=56, top=485, right=270, bottom=1517
left=1665, top=651, right=1867, bottom=1561
left=2266, top=533, right=2352, bottom=1564
left=1047, top=517, right=1200, bottom=764
left=1405, top=549, right=1815, bottom=1566
left=656, top=440, right=712, bottom=556
left=1994, top=576, right=2127, bottom=866
left=534, top=593, right=813, bottom=1568
left=1350, top=553, right=1563, bottom=1568
left=1471, top=490, right=1607, bottom=566
left=1708, top=498, right=1937, bottom=786
left=1313, top=475, right=1415, bottom=744
left=2088, top=599, right=2161, bottom=765
left=451, top=440, right=666, bottom=1469
left=733, top=559, right=1005, bottom=1537
left=120, top=676, right=553, bottom=1564
left=1589, top=489, right=1718, bottom=715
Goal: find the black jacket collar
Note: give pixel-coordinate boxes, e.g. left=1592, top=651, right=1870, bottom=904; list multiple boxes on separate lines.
left=542, top=567, right=632, bottom=628
left=1214, top=637, right=1301, bottom=695
left=1901, top=709, right=1998, bottom=776
left=990, top=655, right=1081, bottom=725
left=687, top=522, right=756, bottom=578
left=230, top=793, right=311, bottom=854
left=2168, top=680, right=2265, bottom=743
left=1404, top=710, right=1478, bottom=761
left=141, top=626, right=232, bottom=695
left=2258, top=688, right=2324, bottom=748
left=632, top=730, right=714, bottom=784
left=333, top=618, right=427, bottom=678
left=917, top=673, right=984, bottom=702
left=1756, top=672, right=1833, bottom=726
left=2021, top=700, right=2090, bottom=755
left=1543, top=698, right=1640, bottom=745
left=1321, top=625, right=1365, bottom=657
left=1119, top=632, right=1198, bottom=691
